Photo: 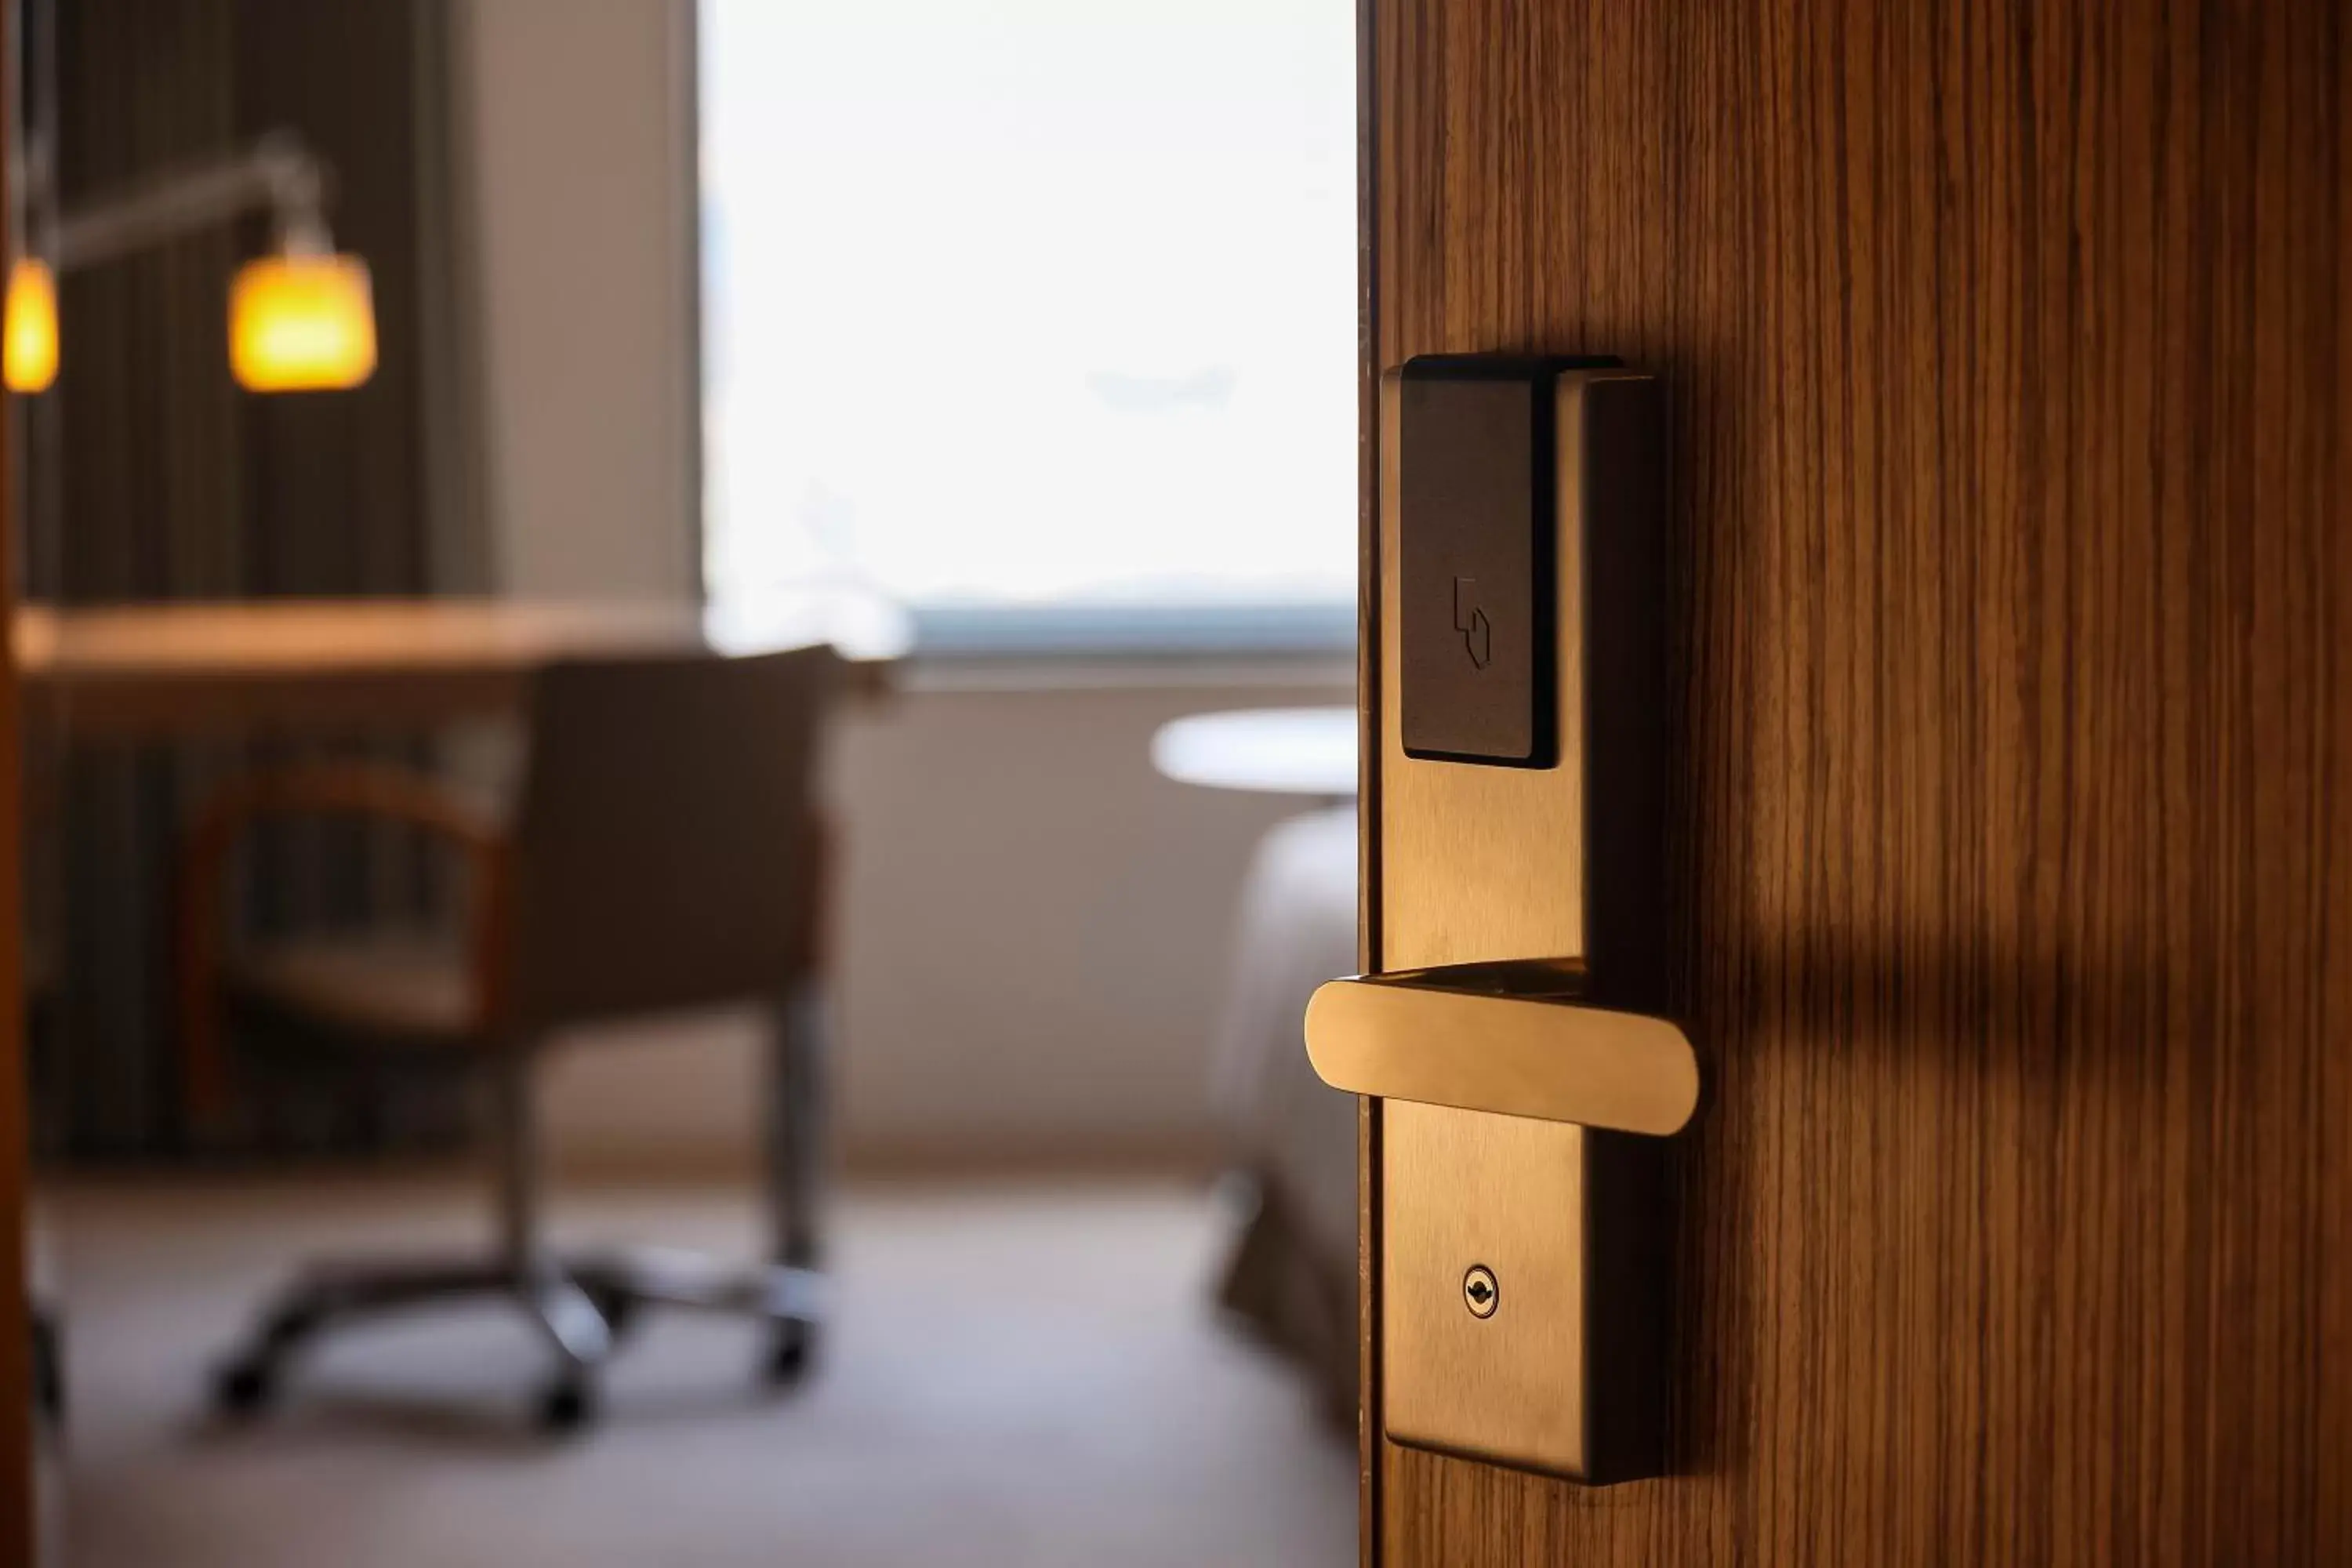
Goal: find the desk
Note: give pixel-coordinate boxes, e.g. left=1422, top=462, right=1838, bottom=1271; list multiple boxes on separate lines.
left=17, top=599, right=898, bottom=739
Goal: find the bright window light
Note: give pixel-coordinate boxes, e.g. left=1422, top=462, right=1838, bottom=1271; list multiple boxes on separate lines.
left=699, top=0, right=1357, bottom=636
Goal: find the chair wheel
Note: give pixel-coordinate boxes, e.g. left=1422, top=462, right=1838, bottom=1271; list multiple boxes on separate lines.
left=586, top=1286, right=640, bottom=1341
left=763, top=1319, right=817, bottom=1386
left=213, top=1356, right=277, bottom=1417
left=535, top=1376, right=597, bottom=1434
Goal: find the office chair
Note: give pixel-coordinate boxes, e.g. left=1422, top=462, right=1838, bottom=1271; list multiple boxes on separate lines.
left=176, top=645, right=840, bottom=1432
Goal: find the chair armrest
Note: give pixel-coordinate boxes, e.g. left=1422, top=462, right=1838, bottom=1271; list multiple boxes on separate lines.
left=176, top=763, right=514, bottom=1124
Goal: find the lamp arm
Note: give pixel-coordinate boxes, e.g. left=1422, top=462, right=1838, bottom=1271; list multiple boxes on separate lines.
left=48, top=132, right=333, bottom=274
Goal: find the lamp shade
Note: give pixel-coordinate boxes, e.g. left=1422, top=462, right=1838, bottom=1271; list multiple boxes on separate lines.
left=228, top=252, right=376, bottom=392
left=5, top=259, right=59, bottom=394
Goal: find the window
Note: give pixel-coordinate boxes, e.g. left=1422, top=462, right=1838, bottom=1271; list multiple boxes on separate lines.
left=699, top=0, right=1357, bottom=652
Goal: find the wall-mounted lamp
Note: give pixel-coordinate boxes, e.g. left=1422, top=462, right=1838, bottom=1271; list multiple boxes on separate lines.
left=227, top=252, right=376, bottom=394
left=6, top=131, right=375, bottom=395
left=4, top=256, right=56, bottom=393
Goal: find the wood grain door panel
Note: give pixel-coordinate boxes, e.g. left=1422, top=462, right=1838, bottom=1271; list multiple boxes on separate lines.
left=1360, top=2, right=2348, bottom=1563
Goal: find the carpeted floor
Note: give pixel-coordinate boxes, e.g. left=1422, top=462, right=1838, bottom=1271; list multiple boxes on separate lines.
left=43, top=1173, right=1355, bottom=1568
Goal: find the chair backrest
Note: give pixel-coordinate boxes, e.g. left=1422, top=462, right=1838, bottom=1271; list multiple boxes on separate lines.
left=503, top=644, right=840, bottom=1034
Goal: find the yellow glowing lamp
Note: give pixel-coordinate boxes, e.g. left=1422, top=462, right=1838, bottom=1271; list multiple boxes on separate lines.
left=5, top=259, right=60, bottom=394
left=227, top=252, right=376, bottom=392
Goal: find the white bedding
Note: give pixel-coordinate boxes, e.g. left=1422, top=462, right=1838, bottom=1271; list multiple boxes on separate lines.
left=1209, top=804, right=1362, bottom=1319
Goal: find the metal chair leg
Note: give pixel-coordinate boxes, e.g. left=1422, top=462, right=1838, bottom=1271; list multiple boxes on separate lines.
left=768, top=982, right=826, bottom=1270
left=760, top=982, right=827, bottom=1382
left=492, top=1053, right=615, bottom=1431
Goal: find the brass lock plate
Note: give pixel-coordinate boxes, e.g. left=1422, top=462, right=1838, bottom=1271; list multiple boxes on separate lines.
left=1383, top=1102, right=1590, bottom=1473
left=1374, top=363, right=1671, bottom=1483
left=1382, top=1102, right=1668, bottom=1482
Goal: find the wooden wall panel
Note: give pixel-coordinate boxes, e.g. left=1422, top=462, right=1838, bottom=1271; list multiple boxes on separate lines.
left=1365, top=1, right=2347, bottom=1563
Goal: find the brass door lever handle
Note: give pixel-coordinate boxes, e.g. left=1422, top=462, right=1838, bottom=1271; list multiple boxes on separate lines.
left=1304, top=961, right=1698, bottom=1136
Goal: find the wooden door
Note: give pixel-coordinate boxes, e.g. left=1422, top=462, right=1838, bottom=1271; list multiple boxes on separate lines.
left=1358, top=2, right=2347, bottom=1564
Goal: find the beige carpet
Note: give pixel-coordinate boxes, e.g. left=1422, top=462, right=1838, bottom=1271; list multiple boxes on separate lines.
left=44, top=1174, right=1356, bottom=1568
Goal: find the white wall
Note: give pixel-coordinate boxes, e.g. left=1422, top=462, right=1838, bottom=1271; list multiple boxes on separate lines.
left=829, top=670, right=1353, bottom=1166
left=459, top=0, right=700, bottom=600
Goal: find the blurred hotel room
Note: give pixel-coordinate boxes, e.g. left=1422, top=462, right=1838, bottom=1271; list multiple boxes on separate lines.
left=14, top=1, right=1362, bottom=1562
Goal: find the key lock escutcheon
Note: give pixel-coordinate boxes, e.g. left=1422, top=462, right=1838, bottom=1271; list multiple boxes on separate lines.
left=1306, top=356, right=1695, bottom=1485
